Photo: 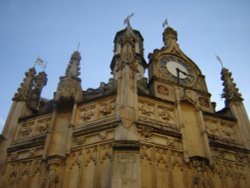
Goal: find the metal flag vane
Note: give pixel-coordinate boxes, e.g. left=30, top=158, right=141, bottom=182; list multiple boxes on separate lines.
left=162, top=18, right=168, bottom=28
left=34, top=57, right=47, bottom=71
left=215, top=55, right=224, bottom=68
left=124, top=13, right=134, bottom=26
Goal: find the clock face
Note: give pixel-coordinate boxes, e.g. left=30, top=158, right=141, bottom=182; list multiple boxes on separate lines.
left=159, top=55, right=195, bottom=85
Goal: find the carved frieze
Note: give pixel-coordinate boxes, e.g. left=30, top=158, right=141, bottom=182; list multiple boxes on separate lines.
left=221, top=122, right=236, bottom=141
left=17, top=116, right=51, bottom=139
left=8, top=147, right=43, bottom=162
left=99, top=98, right=115, bottom=118
left=19, top=121, right=34, bottom=138
left=36, top=117, right=50, bottom=134
left=79, top=104, right=95, bottom=122
left=157, top=105, right=175, bottom=124
left=74, top=135, right=86, bottom=145
left=76, top=98, right=116, bottom=126
left=165, top=136, right=181, bottom=149
left=138, top=98, right=176, bottom=125
left=138, top=99, right=155, bottom=118
left=204, top=117, right=238, bottom=143
left=138, top=126, right=153, bottom=140
left=204, top=118, right=220, bottom=137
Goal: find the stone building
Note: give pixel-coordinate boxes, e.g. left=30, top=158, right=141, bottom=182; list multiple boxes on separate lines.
left=0, top=22, right=250, bottom=188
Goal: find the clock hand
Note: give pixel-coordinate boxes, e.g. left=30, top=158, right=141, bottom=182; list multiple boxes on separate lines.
left=176, top=68, right=188, bottom=84
left=176, top=68, right=187, bottom=76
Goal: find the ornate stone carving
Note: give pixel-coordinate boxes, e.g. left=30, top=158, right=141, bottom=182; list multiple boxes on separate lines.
left=19, top=121, right=34, bottom=138
left=13, top=68, right=36, bottom=101
left=158, top=106, right=174, bottom=123
left=171, top=151, right=184, bottom=170
left=221, top=122, right=236, bottom=140
left=44, top=158, right=65, bottom=188
left=140, top=145, right=153, bottom=164
left=18, top=116, right=51, bottom=139
left=234, top=153, right=247, bottom=163
left=157, top=85, right=169, bottom=96
left=100, top=144, right=112, bottom=164
left=99, top=131, right=107, bottom=140
left=28, top=71, right=48, bottom=110
left=54, top=51, right=82, bottom=104
left=212, top=148, right=225, bottom=159
left=74, top=135, right=86, bottom=145
left=191, top=159, right=213, bottom=188
left=138, top=126, right=153, bottom=140
left=29, top=148, right=37, bottom=157
left=32, top=160, right=42, bottom=176
left=9, top=163, right=19, bottom=183
left=198, top=97, right=210, bottom=108
left=204, top=118, right=220, bottom=137
left=138, top=100, right=154, bottom=117
left=166, top=136, right=180, bottom=149
left=79, top=105, right=95, bottom=122
left=69, top=150, right=82, bottom=169
left=155, top=148, right=169, bottom=168
left=36, top=117, right=50, bottom=134
left=9, top=152, right=18, bottom=161
left=19, top=161, right=31, bottom=182
left=54, top=77, right=82, bottom=104
left=85, top=147, right=97, bottom=166
left=99, top=99, right=115, bottom=117
left=221, top=67, right=243, bottom=105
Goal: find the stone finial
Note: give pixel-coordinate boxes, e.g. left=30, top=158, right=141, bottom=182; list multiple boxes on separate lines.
left=13, top=68, right=36, bottom=101
left=34, top=72, right=47, bottom=92
left=28, top=71, right=48, bottom=110
left=65, top=51, right=81, bottom=78
left=54, top=51, right=82, bottom=106
left=163, top=26, right=178, bottom=46
left=221, top=67, right=243, bottom=105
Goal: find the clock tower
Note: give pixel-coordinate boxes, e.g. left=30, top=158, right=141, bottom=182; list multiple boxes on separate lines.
left=0, top=22, right=250, bottom=188
left=149, top=26, right=214, bottom=110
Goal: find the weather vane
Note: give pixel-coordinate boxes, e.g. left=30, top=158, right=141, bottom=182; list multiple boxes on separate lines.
left=215, top=55, right=224, bottom=68
left=124, top=13, right=134, bottom=26
left=162, top=18, right=168, bottom=28
left=34, top=57, right=47, bottom=71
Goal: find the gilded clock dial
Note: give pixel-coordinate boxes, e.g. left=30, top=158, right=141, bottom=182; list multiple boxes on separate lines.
left=159, top=55, right=195, bottom=85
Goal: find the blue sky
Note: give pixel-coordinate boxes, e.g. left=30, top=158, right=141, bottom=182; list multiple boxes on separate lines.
left=0, top=0, right=250, bottom=132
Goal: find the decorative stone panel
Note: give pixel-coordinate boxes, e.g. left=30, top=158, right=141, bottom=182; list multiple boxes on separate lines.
left=75, top=97, right=116, bottom=126
left=17, top=116, right=51, bottom=140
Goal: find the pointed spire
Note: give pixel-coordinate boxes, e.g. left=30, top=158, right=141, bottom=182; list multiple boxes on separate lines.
left=65, top=51, right=81, bottom=78
left=13, top=68, right=36, bottom=101
left=221, top=67, right=243, bottom=106
left=28, top=71, right=48, bottom=110
left=54, top=51, right=82, bottom=106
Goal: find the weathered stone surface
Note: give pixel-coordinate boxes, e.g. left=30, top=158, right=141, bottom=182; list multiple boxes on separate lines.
left=1, top=24, right=250, bottom=188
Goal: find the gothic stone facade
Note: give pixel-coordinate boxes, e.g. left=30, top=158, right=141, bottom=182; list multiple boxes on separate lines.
left=0, top=25, right=250, bottom=188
